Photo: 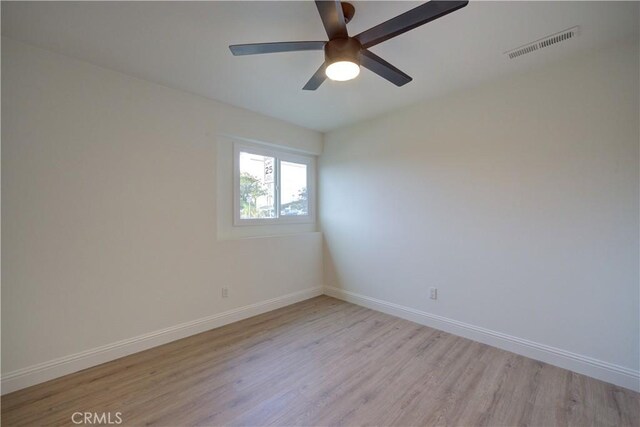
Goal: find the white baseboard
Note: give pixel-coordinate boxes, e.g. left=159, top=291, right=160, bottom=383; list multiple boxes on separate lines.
left=4, top=286, right=637, bottom=395
left=1, top=287, right=323, bottom=395
left=324, top=286, right=640, bottom=392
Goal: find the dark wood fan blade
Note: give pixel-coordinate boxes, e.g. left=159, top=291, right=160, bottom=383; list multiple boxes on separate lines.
left=355, top=1, right=468, bottom=48
left=229, top=41, right=326, bottom=56
left=359, top=50, right=412, bottom=87
left=303, top=63, right=327, bottom=90
left=315, top=0, right=348, bottom=40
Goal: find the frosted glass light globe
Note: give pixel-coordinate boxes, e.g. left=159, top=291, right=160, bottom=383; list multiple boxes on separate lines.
left=325, top=61, right=360, bottom=81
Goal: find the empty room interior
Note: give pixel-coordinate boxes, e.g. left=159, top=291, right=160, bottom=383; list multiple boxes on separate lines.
left=1, top=1, right=639, bottom=426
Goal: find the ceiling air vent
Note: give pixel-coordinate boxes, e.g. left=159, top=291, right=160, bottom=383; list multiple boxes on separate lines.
left=505, top=26, right=580, bottom=59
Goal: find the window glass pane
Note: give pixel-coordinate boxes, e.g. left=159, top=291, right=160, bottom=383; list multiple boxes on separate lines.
left=280, top=161, right=308, bottom=216
left=239, top=151, right=275, bottom=219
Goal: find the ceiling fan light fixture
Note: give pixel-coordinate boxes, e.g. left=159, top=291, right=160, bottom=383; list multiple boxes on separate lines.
left=326, top=60, right=360, bottom=81
left=323, top=38, right=362, bottom=82
left=229, top=1, right=470, bottom=90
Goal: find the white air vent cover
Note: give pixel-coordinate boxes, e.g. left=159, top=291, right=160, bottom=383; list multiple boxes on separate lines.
left=505, top=26, right=580, bottom=59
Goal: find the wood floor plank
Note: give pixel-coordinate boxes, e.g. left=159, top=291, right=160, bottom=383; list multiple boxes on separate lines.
left=2, top=296, right=638, bottom=426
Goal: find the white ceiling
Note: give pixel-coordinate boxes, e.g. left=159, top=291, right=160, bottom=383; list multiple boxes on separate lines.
left=2, top=1, right=638, bottom=131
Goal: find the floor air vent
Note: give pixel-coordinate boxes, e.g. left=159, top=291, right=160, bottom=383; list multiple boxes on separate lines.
left=505, top=26, right=579, bottom=59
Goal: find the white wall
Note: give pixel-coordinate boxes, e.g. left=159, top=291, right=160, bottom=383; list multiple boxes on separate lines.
left=1, top=37, right=323, bottom=391
left=321, top=41, right=639, bottom=389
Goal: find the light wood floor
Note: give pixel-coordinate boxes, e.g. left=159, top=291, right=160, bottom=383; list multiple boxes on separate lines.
left=2, top=296, right=638, bottom=426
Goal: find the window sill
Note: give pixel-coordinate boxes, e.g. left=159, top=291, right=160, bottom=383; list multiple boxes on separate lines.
left=217, top=229, right=321, bottom=242
left=233, top=217, right=316, bottom=227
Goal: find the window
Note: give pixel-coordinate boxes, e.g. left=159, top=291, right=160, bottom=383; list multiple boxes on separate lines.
left=234, top=142, right=315, bottom=225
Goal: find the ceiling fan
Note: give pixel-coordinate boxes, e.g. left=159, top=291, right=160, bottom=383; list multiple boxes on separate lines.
left=229, top=0, right=469, bottom=90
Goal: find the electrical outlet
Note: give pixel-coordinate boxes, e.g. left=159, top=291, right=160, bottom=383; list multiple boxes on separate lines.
left=429, top=287, right=437, bottom=300
left=222, top=287, right=229, bottom=298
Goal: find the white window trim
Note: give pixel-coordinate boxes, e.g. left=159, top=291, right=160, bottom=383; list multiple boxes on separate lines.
left=233, top=141, right=316, bottom=226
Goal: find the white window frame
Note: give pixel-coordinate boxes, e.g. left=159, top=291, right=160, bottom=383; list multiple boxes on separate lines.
left=233, top=141, right=316, bottom=226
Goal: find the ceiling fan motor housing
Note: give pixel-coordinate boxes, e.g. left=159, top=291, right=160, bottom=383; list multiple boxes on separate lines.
left=324, top=38, right=361, bottom=66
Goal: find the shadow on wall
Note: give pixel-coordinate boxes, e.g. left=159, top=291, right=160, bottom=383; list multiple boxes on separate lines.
left=323, top=237, right=341, bottom=290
